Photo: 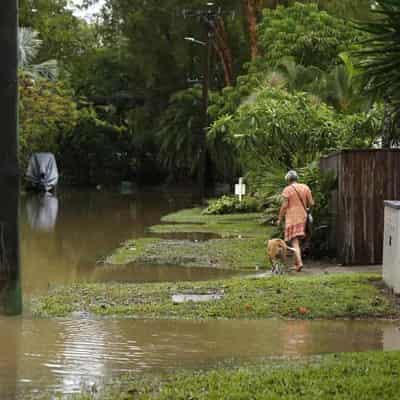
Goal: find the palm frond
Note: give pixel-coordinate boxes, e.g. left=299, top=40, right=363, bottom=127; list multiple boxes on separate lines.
left=18, top=27, right=42, bottom=68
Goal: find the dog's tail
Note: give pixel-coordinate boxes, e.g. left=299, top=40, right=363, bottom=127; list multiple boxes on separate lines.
left=276, top=239, right=296, bottom=254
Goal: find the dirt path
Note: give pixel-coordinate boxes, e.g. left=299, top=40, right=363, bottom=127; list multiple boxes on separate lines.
left=252, top=261, right=382, bottom=278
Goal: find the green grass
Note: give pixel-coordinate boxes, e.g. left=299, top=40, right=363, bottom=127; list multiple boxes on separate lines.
left=107, top=236, right=268, bottom=270
left=32, top=273, right=397, bottom=319
left=107, top=208, right=270, bottom=270
left=106, top=238, right=162, bottom=265
left=149, top=208, right=266, bottom=238
left=69, top=351, right=400, bottom=400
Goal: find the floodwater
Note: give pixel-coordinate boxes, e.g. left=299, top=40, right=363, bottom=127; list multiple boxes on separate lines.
left=20, top=188, right=236, bottom=297
left=1, top=318, right=400, bottom=398
left=1, top=188, right=400, bottom=398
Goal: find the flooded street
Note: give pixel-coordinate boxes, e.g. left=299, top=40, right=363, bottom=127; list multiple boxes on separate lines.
left=0, top=188, right=399, bottom=398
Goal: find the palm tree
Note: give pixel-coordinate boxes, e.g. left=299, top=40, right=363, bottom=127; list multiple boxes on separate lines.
left=356, top=0, right=400, bottom=102
left=355, top=0, right=400, bottom=145
left=324, top=53, right=373, bottom=114
left=18, top=27, right=58, bottom=81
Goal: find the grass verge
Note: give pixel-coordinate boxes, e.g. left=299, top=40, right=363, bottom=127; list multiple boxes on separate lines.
left=107, top=236, right=268, bottom=269
left=107, top=208, right=270, bottom=270
left=71, top=351, right=400, bottom=400
left=148, top=208, right=266, bottom=238
left=32, top=273, right=398, bottom=319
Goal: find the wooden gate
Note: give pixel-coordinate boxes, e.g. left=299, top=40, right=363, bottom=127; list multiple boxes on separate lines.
left=320, top=149, right=400, bottom=265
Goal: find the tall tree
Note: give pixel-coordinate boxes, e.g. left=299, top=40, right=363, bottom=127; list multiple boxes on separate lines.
left=0, top=0, right=22, bottom=316
left=242, top=0, right=259, bottom=60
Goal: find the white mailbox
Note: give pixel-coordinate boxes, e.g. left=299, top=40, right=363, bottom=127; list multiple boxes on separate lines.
left=383, top=201, right=400, bottom=294
left=234, top=177, right=246, bottom=202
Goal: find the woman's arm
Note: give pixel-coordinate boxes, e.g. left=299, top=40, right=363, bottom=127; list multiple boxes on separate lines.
left=277, top=197, right=288, bottom=225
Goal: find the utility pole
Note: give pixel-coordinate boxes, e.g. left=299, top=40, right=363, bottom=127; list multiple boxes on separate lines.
left=0, top=0, right=22, bottom=316
left=184, top=3, right=227, bottom=197
left=199, top=17, right=213, bottom=198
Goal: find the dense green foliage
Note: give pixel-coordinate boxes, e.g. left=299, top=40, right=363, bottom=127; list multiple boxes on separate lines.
left=17, top=0, right=386, bottom=194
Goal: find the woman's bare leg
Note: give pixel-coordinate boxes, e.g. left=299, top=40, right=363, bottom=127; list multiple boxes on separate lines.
left=292, top=238, right=303, bottom=271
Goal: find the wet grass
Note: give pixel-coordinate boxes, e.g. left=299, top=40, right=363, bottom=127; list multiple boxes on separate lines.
left=32, top=273, right=398, bottom=319
left=106, top=238, right=162, bottom=265
left=107, top=208, right=270, bottom=270
left=70, top=351, right=400, bottom=400
left=149, top=208, right=266, bottom=238
left=107, top=236, right=268, bottom=269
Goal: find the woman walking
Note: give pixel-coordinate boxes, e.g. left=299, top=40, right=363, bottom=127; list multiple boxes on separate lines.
left=277, top=170, right=314, bottom=272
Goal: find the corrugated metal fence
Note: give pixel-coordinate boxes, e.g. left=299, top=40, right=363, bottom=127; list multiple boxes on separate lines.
left=320, top=149, right=400, bottom=265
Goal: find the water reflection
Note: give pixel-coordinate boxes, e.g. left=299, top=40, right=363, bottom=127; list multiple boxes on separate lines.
left=26, top=193, right=58, bottom=232
left=0, top=319, right=400, bottom=398
left=20, top=189, right=197, bottom=297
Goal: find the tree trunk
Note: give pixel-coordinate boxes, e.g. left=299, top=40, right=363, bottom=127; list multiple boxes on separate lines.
left=213, top=18, right=234, bottom=86
left=242, top=0, right=259, bottom=60
left=0, top=0, right=22, bottom=316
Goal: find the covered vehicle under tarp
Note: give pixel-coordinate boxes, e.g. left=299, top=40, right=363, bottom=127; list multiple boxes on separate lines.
left=26, top=153, right=59, bottom=191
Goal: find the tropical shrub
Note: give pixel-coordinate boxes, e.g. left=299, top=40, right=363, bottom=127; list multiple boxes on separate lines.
left=211, top=87, right=345, bottom=170
left=203, top=195, right=261, bottom=215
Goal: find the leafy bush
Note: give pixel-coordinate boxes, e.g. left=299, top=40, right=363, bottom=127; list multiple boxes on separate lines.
left=203, top=195, right=260, bottom=215
left=258, top=3, right=365, bottom=70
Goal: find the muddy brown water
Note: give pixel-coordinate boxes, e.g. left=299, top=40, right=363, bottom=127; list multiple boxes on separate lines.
left=20, top=188, right=238, bottom=297
left=1, top=188, right=400, bottom=399
left=1, top=319, right=400, bottom=398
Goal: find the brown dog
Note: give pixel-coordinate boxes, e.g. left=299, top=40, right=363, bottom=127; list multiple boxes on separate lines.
left=267, top=239, right=296, bottom=274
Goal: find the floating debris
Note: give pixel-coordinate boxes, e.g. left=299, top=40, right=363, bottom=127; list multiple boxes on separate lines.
left=172, top=293, right=223, bottom=304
